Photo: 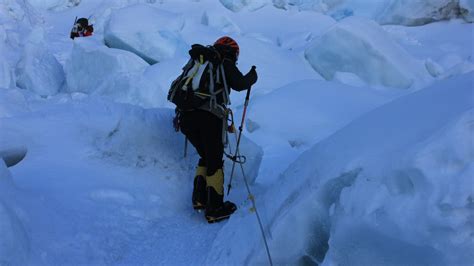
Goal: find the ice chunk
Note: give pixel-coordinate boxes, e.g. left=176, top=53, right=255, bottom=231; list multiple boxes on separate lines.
left=65, top=37, right=148, bottom=94
left=0, top=27, right=12, bottom=89
left=15, top=28, right=65, bottom=96
left=65, top=38, right=166, bottom=108
left=0, top=60, right=12, bottom=89
left=104, top=4, right=186, bottom=64
left=333, top=71, right=367, bottom=87
left=376, top=0, right=461, bottom=26
left=425, top=58, right=444, bottom=77
left=220, top=0, right=270, bottom=12
left=273, top=0, right=328, bottom=12
left=460, top=0, right=474, bottom=22
left=23, top=0, right=81, bottom=11
left=305, top=17, right=432, bottom=89
left=201, top=11, right=241, bottom=33
left=272, top=0, right=462, bottom=25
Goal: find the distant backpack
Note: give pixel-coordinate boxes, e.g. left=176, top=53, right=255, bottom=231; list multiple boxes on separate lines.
left=168, top=44, right=231, bottom=112
left=70, top=17, right=94, bottom=39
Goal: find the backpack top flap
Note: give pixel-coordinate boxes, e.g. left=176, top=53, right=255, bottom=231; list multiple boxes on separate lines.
left=189, top=44, right=221, bottom=65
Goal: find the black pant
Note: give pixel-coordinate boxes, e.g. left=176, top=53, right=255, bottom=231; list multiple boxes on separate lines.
left=180, top=110, right=223, bottom=176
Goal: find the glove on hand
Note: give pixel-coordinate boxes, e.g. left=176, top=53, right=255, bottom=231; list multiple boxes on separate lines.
left=248, top=65, right=258, bottom=85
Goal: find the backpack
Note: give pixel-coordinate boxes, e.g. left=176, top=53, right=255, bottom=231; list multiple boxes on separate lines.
left=168, top=44, right=231, bottom=113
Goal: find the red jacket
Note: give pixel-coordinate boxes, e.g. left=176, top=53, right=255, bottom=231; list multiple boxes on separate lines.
left=70, top=25, right=93, bottom=39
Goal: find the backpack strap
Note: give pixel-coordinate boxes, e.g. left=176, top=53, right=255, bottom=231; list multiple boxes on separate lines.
left=220, top=64, right=231, bottom=106
left=208, top=63, right=217, bottom=110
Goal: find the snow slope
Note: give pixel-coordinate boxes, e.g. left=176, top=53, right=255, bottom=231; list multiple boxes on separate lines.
left=0, top=93, right=262, bottom=264
left=208, top=72, right=474, bottom=265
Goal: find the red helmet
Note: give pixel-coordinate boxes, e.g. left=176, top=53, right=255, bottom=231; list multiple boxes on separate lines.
left=214, top=36, right=239, bottom=60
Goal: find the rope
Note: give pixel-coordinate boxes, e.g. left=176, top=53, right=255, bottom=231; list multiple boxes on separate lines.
left=231, top=144, right=273, bottom=266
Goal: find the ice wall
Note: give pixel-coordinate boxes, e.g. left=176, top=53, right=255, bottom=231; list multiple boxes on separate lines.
left=15, top=28, right=65, bottom=96
left=460, top=0, right=474, bottom=21
left=65, top=38, right=166, bottom=108
left=223, top=0, right=467, bottom=26
left=305, top=17, right=432, bottom=89
left=104, top=4, right=186, bottom=65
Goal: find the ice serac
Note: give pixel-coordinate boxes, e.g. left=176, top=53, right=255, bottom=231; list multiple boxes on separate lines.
left=16, top=27, right=65, bottom=96
left=460, top=0, right=474, bottom=22
left=220, top=0, right=270, bottom=12
left=0, top=26, right=11, bottom=89
left=376, top=0, right=461, bottom=26
left=104, top=4, right=186, bottom=65
left=305, top=17, right=432, bottom=89
left=201, top=11, right=241, bottom=34
left=65, top=38, right=165, bottom=108
left=272, top=0, right=463, bottom=25
left=272, top=0, right=328, bottom=11
left=0, top=60, right=12, bottom=90
left=25, top=0, right=80, bottom=10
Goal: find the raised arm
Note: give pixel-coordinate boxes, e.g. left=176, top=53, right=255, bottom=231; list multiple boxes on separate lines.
left=223, top=59, right=257, bottom=91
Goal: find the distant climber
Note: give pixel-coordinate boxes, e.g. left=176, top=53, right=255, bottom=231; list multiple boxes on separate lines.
left=70, top=17, right=94, bottom=40
left=168, top=36, right=258, bottom=223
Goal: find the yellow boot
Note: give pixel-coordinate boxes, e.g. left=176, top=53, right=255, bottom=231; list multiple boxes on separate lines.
left=205, top=169, right=237, bottom=223
left=192, top=166, right=207, bottom=210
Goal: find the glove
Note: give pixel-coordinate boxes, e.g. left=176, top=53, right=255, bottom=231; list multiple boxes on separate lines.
left=248, top=65, right=258, bottom=85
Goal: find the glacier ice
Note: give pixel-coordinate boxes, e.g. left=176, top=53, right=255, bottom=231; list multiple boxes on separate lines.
left=104, top=4, right=186, bottom=64
left=65, top=38, right=166, bottom=108
left=15, top=28, right=65, bottom=96
left=304, top=17, right=432, bottom=89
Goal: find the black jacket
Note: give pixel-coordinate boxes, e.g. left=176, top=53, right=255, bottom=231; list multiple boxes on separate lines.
left=221, top=58, right=257, bottom=92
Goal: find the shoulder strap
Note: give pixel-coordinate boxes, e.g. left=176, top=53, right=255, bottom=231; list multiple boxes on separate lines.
left=220, top=64, right=231, bottom=106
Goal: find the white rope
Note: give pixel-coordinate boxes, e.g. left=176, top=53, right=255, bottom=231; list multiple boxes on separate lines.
left=229, top=138, right=273, bottom=266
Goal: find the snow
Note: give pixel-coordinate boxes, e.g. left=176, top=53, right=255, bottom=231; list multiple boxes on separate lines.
left=245, top=79, right=392, bottom=179
left=0, top=160, right=29, bottom=266
left=0, top=94, right=262, bottom=264
left=104, top=4, right=186, bottom=64
left=1, top=0, right=473, bottom=265
left=305, top=16, right=433, bottom=89
left=210, top=72, right=474, bottom=265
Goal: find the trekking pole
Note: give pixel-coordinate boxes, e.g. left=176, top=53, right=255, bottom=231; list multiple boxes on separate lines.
left=227, top=86, right=252, bottom=195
